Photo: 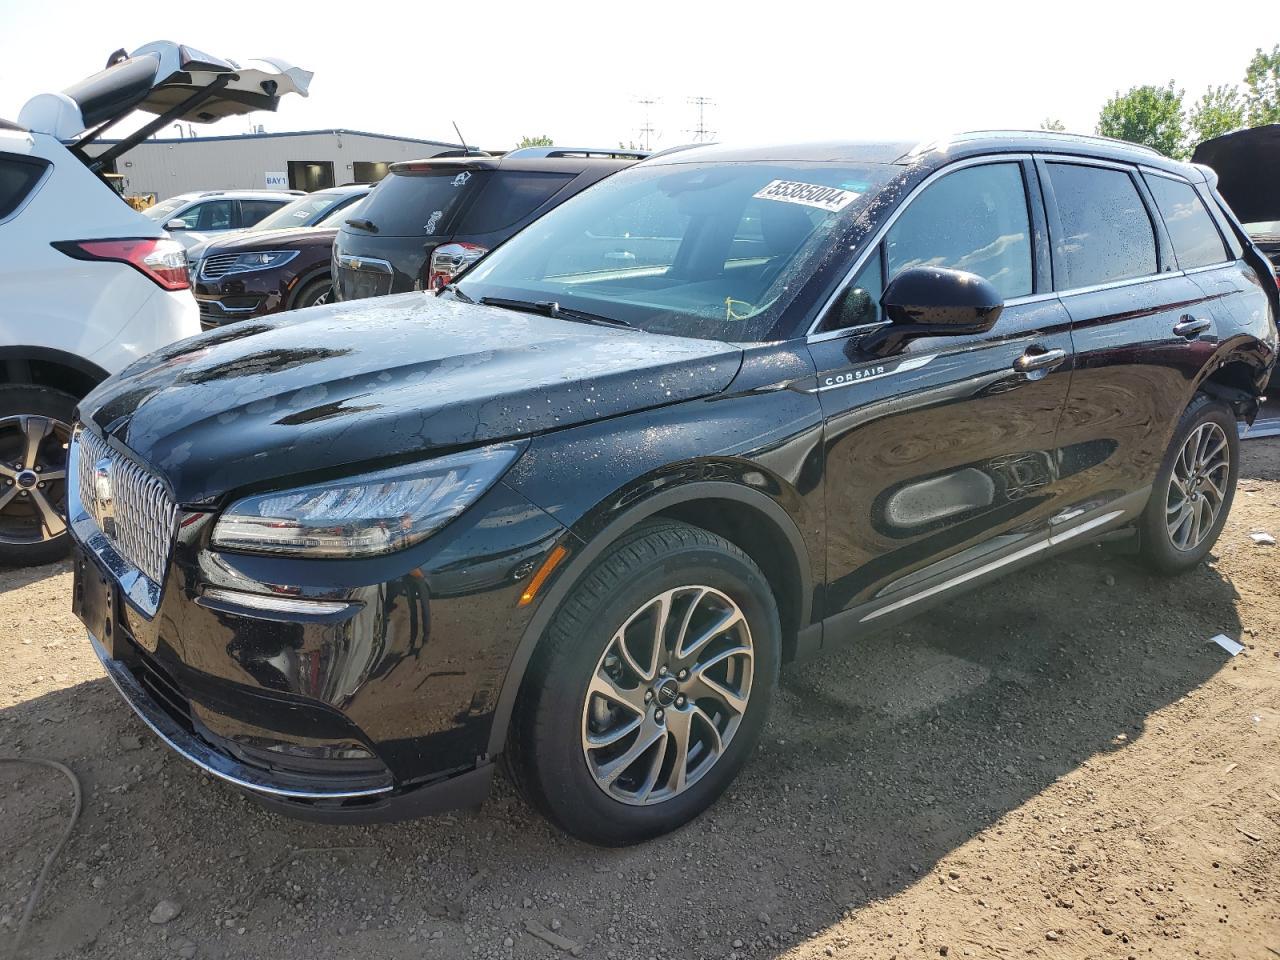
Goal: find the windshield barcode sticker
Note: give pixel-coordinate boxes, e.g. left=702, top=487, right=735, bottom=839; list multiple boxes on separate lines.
left=753, top=179, right=860, bottom=213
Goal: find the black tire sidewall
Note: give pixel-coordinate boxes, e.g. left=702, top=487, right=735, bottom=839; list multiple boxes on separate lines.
left=526, top=529, right=780, bottom=845
left=294, top=277, right=333, bottom=310
left=0, top=385, right=79, bottom=567
left=1140, top=395, right=1239, bottom=574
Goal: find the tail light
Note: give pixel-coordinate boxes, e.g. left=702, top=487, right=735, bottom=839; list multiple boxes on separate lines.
left=427, top=242, right=487, bottom=291
left=53, top=238, right=190, bottom=290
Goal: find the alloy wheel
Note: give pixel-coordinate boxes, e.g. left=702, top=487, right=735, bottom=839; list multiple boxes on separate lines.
left=1166, top=421, right=1229, bottom=552
left=0, top=415, right=71, bottom=546
left=581, top=585, right=753, bottom=806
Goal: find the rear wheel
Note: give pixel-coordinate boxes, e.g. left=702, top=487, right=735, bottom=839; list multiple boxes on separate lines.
left=1139, top=394, right=1238, bottom=575
left=508, top=520, right=780, bottom=845
left=0, top=386, right=76, bottom=567
left=293, top=276, right=333, bottom=310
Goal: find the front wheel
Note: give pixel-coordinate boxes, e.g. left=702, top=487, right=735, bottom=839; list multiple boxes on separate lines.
left=1138, top=394, right=1239, bottom=575
left=507, top=521, right=780, bottom=845
left=0, top=385, right=77, bottom=567
left=292, top=276, right=334, bottom=310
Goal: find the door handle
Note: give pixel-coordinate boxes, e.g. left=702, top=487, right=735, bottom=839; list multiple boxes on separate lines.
left=1173, top=315, right=1211, bottom=339
left=1013, top=347, right=1067, bottom=374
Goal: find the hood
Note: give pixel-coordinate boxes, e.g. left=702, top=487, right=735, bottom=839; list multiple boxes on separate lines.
left=19, top=41, right=311, bottom=140
left=79, top=293, right=743, bottom=504
left=199, top=226, right=337, bottom=257
left=1192, top=124, right=1280, bottom=226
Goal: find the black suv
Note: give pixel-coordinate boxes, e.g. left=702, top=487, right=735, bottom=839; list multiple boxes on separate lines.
left=331, top=147, right=643, bottom=300
left=69, top=133, right=1276, bottom=846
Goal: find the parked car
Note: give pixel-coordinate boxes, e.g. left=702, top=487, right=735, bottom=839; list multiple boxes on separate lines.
left=191, top=186, right=373, bottom=326
left=144, top=189, right=303, bottom=250
left=186, top=183, right=373, bottom=270
left=332, top=147, right=646, bottom=301
left=70, top=132, right=1275, bottom=844
left=0, top=40, right=308, bottom=567
left=1192, top=124, right=1280, bottom=277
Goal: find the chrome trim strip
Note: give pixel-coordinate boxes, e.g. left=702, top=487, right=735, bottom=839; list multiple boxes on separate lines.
left=88, top=629, right=393, bottom=800
left=859, top=510, right=1124, bottom=623
left=198, top=588, right=357, bottom=617
left=336, top=254, right=393, bottom=274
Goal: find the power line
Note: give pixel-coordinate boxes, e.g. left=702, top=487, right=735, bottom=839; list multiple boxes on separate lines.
left=686, top=96, right=716, bottom=143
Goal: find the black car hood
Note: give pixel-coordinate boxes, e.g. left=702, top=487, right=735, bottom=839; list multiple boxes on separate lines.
left=195, top=226, right=337, bottom=259
left=1192, top=124, right=1280, bottom=225
left=80, top=293, right=743, bottom=504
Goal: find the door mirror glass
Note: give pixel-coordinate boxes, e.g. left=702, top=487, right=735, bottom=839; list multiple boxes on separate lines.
left=866, top=266, right=1003, bottom=354
left=165, top=218, right=188, bottom=231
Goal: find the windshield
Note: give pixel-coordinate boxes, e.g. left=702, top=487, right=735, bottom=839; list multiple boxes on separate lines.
left=318, top=197, right=365, bottom=226
left=255, top=192, right=347, bottom=230
left=143, top=197, right=187, bottom=221
left=456, top=161, right=895, bottom=342
left=1245, top=220, right=1280, bottom=238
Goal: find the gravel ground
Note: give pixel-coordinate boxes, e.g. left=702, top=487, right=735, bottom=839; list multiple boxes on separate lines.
left=2, top=442, right=1278, bottom=960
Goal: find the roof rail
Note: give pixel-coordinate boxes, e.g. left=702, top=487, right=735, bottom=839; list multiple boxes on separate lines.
left=504, top=146, right=649, bottom=160
left=909, top=129, right=1164, bottom=158
left=643, top=142, right=711, bottom=161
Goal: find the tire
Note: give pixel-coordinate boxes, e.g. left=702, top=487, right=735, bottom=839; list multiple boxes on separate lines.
left=507, top=520, right=781, bottom=846
left=292, top=276, right=333, bottom=310
left=0, top=385, right=78, bottom=567
left=1138, top=393, right=1239, bottom=575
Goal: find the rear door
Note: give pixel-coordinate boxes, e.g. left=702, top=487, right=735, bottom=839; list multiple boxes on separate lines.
left=1040, top=157, right=1214, bottom=517
left=809, top=157, right=1077, bottom=622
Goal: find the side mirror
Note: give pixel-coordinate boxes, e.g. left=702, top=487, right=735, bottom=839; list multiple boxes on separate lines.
left=165, top=218, right=189, bottom=231
left=865, top=266, right=1003, bottom=355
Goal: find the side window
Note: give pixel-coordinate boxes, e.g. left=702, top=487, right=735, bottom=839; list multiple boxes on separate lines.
left=0, top=154, right=49, bottom=219
left=1144, top=174, right=1228, bottom=270
left=462, top=172, right=575, bottom=234
left=885, top=163, right=1033, bottom=300
left=828, top=248, right=885, bottom=330
left=190, top=200, right=235, bottom=230
left=1046, top=163, right=1157, bottom=288
left=239, top=199, right=285, bottom=227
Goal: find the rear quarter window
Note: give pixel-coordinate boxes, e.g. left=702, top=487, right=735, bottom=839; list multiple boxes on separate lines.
left=1046, top=162, right=1157, bottom=289
left=0, top=154, right=50, bottom=219
left=353, top=169, right=480, bottom=237
left=460, top=171, right=575, bottom=234
left=1144, top=174, right=1229, bottom=269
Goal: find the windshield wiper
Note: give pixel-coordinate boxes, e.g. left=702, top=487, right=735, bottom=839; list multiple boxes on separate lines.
left=440, top=283, right=475, bottom=303
left=345, top=217, right=378, bottom=233
left=479, top=296, right=632, bottom=328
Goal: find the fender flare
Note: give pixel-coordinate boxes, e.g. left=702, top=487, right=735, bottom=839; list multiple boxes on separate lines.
left=484, top=479, right=814, bottom=757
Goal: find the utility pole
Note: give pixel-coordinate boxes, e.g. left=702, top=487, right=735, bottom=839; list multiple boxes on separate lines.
left=635, top=96, right=658, bottom=152
left=686, top=96, right=716, bottom=143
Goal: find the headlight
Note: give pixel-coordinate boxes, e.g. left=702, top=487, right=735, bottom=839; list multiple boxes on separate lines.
left=210, top=442, right=524, bottom=558
left=225, top=250, right=299, bottom=274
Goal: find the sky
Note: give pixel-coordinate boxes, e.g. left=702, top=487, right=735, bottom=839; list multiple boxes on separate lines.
left=0, top=0, right=1268, bottom=152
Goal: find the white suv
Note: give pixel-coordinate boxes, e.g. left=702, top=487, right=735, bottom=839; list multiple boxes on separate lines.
left=0, top=41, right=309, bottom=567
left=144, top=188, right=303, bottom=250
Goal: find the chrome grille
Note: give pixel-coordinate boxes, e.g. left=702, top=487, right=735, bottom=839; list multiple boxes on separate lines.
left=73, top=429, right=177, bottom=585
left=199, top=253, right=242, bottom=280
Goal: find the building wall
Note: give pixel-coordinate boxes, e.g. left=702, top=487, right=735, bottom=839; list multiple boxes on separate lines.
left=88, top=131, right=456, bottom=199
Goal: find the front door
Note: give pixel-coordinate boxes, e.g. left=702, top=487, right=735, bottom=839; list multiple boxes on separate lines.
left=808, top=159, right=1075, bottom=628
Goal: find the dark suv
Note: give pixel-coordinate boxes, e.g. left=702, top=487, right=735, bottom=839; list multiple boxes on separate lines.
left=191, top=184, right=373, bottom=327
left=332, top=148, right=644, bottom=300
left=69, top=133, right=1276, bottom=846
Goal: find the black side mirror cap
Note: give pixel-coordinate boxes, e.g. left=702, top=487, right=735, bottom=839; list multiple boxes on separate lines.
left=864, top=266, right=1004, bottom=355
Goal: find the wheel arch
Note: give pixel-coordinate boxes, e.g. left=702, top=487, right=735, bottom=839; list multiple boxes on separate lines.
left=1194, top=344, right=1271, bottom=420
left=285, top=267, right=333, bottom=310
left=0, top=346, right=110, bottom=400
left=485, top=480, right=814, bottom=758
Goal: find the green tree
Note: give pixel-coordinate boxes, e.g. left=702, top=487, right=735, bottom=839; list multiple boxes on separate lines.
left=1097, top=81, right=1187, bottom=158
left=1244, top=45, right=1280, bottom=126
left=516, top=135, right=554, bottom=148
left=1188, top=85, right=1245, bottom=144
left=1040, top=118, right=1066, bottom=132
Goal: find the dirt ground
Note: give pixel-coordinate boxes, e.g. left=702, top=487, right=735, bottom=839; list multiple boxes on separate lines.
left=2, top=444, right=1278, bottom=960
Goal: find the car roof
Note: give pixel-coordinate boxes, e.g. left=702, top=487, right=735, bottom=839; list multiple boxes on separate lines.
left=641, top=131, right=1204, bottom=179
left=169, top=189, right=299, bottom=202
